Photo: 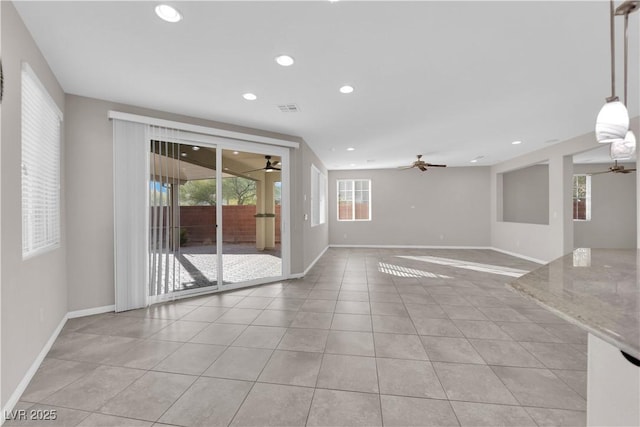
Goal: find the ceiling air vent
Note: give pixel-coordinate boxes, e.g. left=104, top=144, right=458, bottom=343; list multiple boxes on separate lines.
left=277, top=104, right=300, bottom=113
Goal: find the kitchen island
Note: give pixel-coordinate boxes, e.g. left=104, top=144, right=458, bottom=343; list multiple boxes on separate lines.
left=508, top=248, right=639, bottom=427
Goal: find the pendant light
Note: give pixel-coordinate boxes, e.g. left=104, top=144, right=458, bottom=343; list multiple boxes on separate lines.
left=596, top=1, right=629, bottom=143
left=596, top=1, right=640, bottom=145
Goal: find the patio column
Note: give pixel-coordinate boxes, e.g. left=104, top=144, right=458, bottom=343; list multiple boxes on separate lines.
left=264, top=172, right=277, bottom=250
left=255, top=176, right=266, bottom=251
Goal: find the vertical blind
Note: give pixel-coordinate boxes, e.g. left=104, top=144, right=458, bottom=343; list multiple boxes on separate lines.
left=21, top=63, right=63, bottom=259
left=113, top=120, right=149, bottom=311
left=149, top=128, right=181, bottom=297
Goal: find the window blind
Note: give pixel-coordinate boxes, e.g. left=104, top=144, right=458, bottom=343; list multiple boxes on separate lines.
left=21, top=63, right=63, bottom=259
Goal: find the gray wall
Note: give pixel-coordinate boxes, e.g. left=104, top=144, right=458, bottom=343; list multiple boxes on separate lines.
left=302, top=145, right=329, bottom=268
left=1, top=1, right=68, bottom=408
left=328, top=167, right=491, bottom=247
left=65, top=94, right=327, bottom=311
left=502, top=164, right=549, bottom=225
left=573, top=163, right=636, bottom=249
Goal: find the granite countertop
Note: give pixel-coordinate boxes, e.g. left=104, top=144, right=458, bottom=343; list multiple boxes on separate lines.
left=508, top=248, right=639, bottom=359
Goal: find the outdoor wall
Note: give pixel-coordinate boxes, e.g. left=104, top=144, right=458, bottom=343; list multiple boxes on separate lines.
left=502, top=164, right=549, bottom=225
left=178, top=205, right=281, bottom=244
left=65, top=94, right=322, bottom=312
left=573, top=163, right=636, bottom=249
left=1, top=1, right=68, bottom=410
left=328, top=167, right=491, bottom=247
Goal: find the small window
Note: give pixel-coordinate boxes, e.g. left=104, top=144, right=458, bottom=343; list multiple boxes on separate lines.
left=573, top=174, right=591, bottom=221
left=337, top=179, right=371, bottom=221
left=311, top=165, right=327, bottom=226
left=22, top=63, right=63, bottom=258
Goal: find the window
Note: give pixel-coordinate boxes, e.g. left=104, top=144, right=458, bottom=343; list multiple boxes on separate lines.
left=22, top=63, right=63, bottom=258
left=337, top=179, right=371, bottom=221
left=573, top=174, right=591, bottom=221
left=311, top=165, right=327, bottom=226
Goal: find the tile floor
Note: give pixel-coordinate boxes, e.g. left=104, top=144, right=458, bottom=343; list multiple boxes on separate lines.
left=7, top=248, right=588, bottom=426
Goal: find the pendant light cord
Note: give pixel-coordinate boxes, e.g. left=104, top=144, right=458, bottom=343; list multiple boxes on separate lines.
left=624, top=11, right=629, bottom=105
left=609, top=0, right=616, bottom=100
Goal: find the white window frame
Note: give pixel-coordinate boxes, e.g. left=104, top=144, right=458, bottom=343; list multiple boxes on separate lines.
left=337, top=179, right=372, bottom=221
left=310, top=164, right=327, bottom=227
left=21, top=63, right=63, bottom=259
left=572, top=174, right=591, bottom=221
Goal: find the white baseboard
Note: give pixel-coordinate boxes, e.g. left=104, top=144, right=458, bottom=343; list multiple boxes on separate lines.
left=1, top=316, right=67, bottom=424
left=67, top=305, right=115, bottom=319
left=289, top=245, right=329, bottom=279
left=488, top=247, right=546, bottom=264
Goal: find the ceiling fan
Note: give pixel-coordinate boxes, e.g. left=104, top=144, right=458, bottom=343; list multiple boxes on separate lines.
left=588, top=160, right=637, bottom=175
left=398, top=155, right=447, bottom=172
left=243, top=155, right=281, bottom=173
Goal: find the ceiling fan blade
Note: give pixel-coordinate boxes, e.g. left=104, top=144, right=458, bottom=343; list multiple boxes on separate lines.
left=587, top=171, right=611, bottom=175
left=418, top=165, right=427, bottom=171
left=426, top=163, right=447, bottom=167
left=242, top=167, right=264, bottom=173
left=397, top=165, right=414, bottom=170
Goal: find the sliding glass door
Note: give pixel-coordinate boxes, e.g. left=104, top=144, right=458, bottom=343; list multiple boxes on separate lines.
left=221, top=149, right=282, bottom=284
left=149, top=139, right=219, bottom=297
left=148, top=135, right=288, bottom=301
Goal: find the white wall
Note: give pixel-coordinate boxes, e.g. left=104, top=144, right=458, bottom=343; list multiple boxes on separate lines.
left=1, top=1, right=68, bottom=409
left=573, top=163, right=636, bottom=249
left=491, top=117, right=639, bottom=263
left=328, top=167, right=491, bottom=247
left=502, top=164, right=549, bottom=225
left=65, top=94, right=327, bottom=312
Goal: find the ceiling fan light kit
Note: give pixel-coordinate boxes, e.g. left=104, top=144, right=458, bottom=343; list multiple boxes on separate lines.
left=595, top=0, right=638, bottom=161
left=242, top=155, right=281, bottom=174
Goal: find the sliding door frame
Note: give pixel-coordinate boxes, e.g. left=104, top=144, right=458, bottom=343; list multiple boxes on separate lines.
left=147, top=129, right=291, bottom=304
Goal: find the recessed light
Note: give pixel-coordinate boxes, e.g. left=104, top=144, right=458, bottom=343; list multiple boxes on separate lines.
left=233, top=151, right=239, bottom=155
left=155, top=4, right=182, bottom=23
left=346, top=147, right=355, bottom=151
left=181, top=152, right=187, bottom=157
left=192, top=146, right=200, bottom=151
left=242, top=93, right=257, bottom=101
left=275, top=55, right=295, bottom=67
left=340, top=85, right=354, bottom=94
left=511, top=140, right=522, bottom=145
left=350, top=163, right=356, bottom=167
left=470, top=159, right=478, bottom=163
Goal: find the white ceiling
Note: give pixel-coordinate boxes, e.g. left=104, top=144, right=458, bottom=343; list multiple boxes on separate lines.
left=14, top=1, right=640, bottom=169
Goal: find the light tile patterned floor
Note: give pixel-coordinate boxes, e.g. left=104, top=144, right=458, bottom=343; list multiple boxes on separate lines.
left=7, top=249, right=588, bottom=426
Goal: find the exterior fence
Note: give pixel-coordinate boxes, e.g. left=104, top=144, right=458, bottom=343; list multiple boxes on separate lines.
left=151, top=205, right=281, bottom=246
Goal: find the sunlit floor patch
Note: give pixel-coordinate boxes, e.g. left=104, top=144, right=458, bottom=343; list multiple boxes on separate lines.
left=396, top=255, right=529, bottom=277
left=378, top=262, right=452, bottom=279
